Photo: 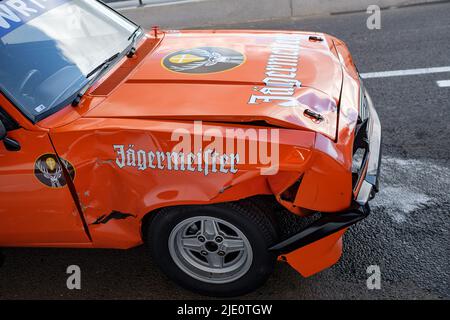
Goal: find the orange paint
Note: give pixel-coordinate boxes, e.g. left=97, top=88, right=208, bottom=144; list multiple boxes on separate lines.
left=0, top=29, right=366, bottom=277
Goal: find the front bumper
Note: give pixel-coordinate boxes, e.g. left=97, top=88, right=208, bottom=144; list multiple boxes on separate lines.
left=269, top=86, right=381, bottom=269
left=354, top=89, right=382, bottom=205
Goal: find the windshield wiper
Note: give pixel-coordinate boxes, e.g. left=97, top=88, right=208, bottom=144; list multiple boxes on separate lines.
left=71, top=27, right=142, bottom=107
left=126, top=26, right=142, bottom=58
left=72, top=52, right=121, bottom=106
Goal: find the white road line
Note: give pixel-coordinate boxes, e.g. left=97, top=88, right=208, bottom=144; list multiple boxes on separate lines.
left=436, top=80, right=450, bottom=87
left=360, top=66, right=450, bottom=79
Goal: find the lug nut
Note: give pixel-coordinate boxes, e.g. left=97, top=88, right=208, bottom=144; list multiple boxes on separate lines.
left=201, top=250, right=208, bottom=256
left=198, top=236, right=206, bottom=242
left=217, top=251, right=225, bottom=256
left=215, top=236, right=223, bottom=243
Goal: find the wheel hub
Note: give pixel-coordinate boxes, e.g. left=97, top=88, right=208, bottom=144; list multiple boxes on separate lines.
left=168, top=216, right=253, bottom=284
left=205, top=241, right=218, bottom=252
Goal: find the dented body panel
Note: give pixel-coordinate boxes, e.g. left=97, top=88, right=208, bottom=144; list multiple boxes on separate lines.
left=49, top=117, right=317, bottom=248
left=0, top=24, right=379, bottom=279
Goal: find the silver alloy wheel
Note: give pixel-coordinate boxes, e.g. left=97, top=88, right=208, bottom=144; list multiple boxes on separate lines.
left=168, top=216, right=253, bottom=284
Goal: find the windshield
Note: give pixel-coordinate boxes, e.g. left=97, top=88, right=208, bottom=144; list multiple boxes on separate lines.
left=0, top=0, right=138, bottom=122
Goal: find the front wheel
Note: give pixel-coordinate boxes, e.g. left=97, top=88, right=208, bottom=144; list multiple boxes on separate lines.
left=147, top=201, right=278, bottom=297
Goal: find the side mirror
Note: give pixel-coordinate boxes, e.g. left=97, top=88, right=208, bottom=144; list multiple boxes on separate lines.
left=0, top=120, right=6, bottom=141
left=0, top=120, right=20, bottom=151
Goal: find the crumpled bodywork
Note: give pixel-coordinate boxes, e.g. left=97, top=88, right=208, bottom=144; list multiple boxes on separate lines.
left=283, top=229, right=346, bottom=277
left=49, top=118, right=318, bottom=248
left=1, top=29, right=362, bottom=278
left=56, top=31, right=358, bottom=277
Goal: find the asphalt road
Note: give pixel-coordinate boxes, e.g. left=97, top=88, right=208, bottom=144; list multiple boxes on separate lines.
left=1, top=2, right=449, bottom=300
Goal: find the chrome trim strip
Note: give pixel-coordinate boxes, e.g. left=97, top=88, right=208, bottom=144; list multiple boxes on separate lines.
left=356, top=89, right=382, bottom=205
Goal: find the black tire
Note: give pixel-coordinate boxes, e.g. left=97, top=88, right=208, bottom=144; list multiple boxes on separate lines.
left=0, top=249, right=4, bottom=268
left=146, top=200, right=278, bottom=297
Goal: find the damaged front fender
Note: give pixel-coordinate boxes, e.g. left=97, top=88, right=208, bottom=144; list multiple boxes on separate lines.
left=49, top=118, right=316, bottom=248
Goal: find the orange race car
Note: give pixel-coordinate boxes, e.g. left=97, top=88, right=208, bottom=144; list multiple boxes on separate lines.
left=0, top=0, right=381, bottom=296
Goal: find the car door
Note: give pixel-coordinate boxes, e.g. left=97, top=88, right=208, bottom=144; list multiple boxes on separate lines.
left=0, top=102, right=90, bottom=246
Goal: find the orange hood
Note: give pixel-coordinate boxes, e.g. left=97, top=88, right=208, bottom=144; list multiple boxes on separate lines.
left=85, top=30, right=343, bottom=140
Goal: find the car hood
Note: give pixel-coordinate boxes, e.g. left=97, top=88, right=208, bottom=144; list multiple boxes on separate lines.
left=85, top=31, right=343, bottom=139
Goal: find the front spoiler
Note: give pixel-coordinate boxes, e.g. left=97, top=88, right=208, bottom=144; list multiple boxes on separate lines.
left=269, top=203, right=369, bottom=254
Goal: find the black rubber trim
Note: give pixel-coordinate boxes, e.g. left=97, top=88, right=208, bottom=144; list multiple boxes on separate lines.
left=269, top=202, right=370, bottom=254
left=0, top=106, right=20, bottom=131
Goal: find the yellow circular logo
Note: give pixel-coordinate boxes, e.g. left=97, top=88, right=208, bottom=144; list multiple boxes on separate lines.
left=34, top=154, right=75, bottom=188
left=162, top=47, right=245, bottom=74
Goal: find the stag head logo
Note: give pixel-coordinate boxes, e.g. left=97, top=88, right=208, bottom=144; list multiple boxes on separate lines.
left=162, top=47, right=245, bottom=74
left=34, top=154, right=75, bottom=188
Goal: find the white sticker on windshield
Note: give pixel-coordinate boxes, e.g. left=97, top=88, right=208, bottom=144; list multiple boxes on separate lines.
left=34, top=104, right=46, bottom=113
left=0, top=0, right=70, bottom=38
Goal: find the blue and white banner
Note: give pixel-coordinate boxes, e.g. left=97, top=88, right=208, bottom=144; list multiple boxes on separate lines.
left=0, top=0, right=69, bottom=38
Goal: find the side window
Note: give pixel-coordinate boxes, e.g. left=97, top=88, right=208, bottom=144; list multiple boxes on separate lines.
left=0, top=107, right=20, bottom=131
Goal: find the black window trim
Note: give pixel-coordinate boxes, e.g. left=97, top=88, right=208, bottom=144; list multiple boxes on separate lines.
left=0, top=104, right=21, bottom=131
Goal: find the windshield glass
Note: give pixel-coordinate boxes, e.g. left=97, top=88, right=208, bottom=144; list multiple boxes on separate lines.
left=0, top=0, right=137, bottom=122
